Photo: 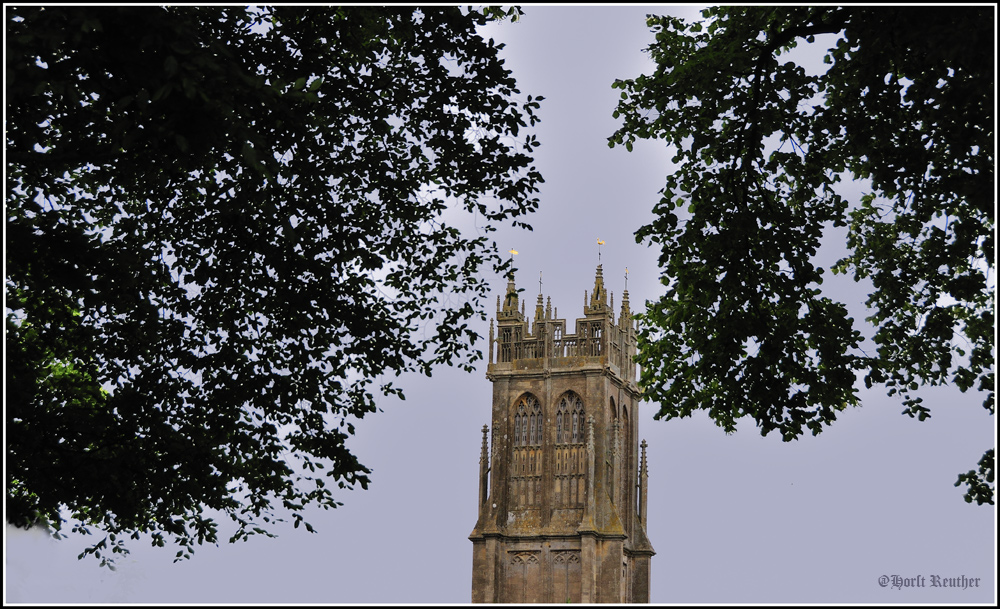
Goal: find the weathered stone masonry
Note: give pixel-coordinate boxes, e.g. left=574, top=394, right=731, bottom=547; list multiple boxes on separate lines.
left=470, top=265, right=654, bottom=603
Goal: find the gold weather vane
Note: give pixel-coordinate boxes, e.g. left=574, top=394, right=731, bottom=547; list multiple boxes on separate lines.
left=625, top=267, right=629, bottom=291
left=506, top=248, right=518, bottom=280
left=597, top=239, right=605, bottom=262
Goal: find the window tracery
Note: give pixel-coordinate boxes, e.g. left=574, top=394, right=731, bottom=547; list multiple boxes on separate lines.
left=556, top=393, right=585, bottom=444
left=531, top=400, right=540, bottom=444
left=513, top=395, right=541, bottom=447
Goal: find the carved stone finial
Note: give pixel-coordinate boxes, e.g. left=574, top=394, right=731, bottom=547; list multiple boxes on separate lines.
left=500, top=271, right=519, bottom=319
left=639, top=439, right=649, bottom=526
left=488, top=318, right=495, bottom=364
left=592, top=264, right=606, bottom=306
left=620, top=287, right=632, bottom=329
left=585, top=265, right=609, bottom=315
left=619, top=267, right=632, bottom=325
left=479, top=424, right=491, bottom=510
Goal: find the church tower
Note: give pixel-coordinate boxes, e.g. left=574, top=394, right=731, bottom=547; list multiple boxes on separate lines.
left=469, top=265, right=654, bottom=603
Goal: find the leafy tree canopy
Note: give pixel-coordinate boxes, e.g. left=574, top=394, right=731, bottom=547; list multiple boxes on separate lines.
left=610, top=6, right=994, bottom=503
left=6, top=5, right=543, bottom=566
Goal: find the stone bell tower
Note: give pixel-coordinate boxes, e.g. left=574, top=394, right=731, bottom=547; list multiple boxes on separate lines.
left=469, top=265, right=654, bottom=603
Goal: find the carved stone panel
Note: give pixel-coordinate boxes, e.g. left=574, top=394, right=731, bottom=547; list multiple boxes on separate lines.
left=505, top=551, right=542, bottom=603
left=552, top=550, right=582, bottom=603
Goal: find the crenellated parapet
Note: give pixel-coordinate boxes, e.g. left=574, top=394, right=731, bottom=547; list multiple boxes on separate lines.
left=488, top=265, right=638, bottom=385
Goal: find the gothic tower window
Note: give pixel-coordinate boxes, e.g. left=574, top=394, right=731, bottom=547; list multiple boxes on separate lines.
left=556, top=393, right=585, bottom=444
left=528, top=399, right=541, bottom=445
left=514, top=395, right=541, bottom=447
left=608, top=397, right=617, bottom=486
left=514, top=400, right=528, bottom=446
left=572, top=396, right=584, bottom=443
left=556, top=403, right=564, bottom=444
left=499, top=327, right=513, bottom=362
left=514, top=404, right=524, bottom=446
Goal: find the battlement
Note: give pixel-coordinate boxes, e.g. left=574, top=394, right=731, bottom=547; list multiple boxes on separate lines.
left=487, top=265, right=638, bottom=384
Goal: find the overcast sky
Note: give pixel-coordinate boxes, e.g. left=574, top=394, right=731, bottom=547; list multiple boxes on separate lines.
left=5, top=5, right=996, bottom=604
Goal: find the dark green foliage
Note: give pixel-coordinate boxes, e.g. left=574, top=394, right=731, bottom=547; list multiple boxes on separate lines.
left=6, top=5, right=543, bottom=565
left=610, top=7, right=993, bottom=502
left=955, top=449, right=994, bottom=506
